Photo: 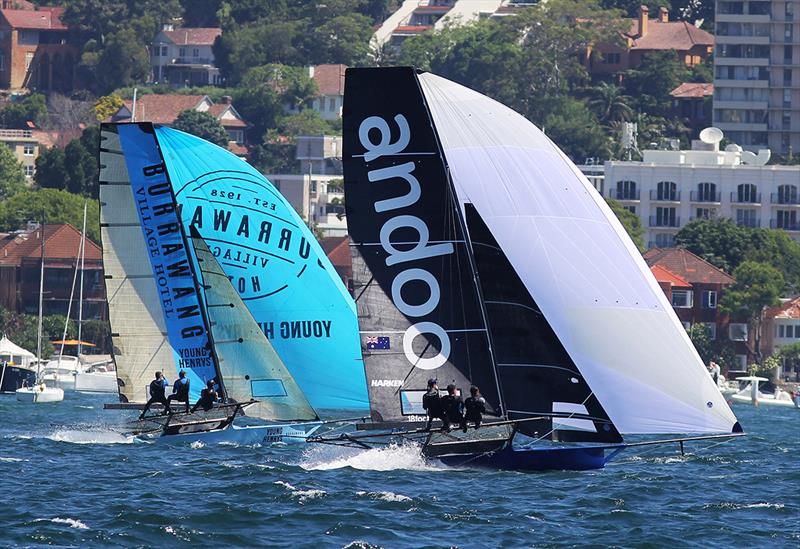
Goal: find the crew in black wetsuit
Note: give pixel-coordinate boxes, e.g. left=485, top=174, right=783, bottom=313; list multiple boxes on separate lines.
left=440, top=384, right=463, bottom=432
left=139, top=371, right=169, bottom=419
left=167, top=370, right=190, bottom=414
left=463, top=385, right=486, bottom=432
left=191, top=380, right=219, bottom=413
left=422, top=378, right=443, bottom=431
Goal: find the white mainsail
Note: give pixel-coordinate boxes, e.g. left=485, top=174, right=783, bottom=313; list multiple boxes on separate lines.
left=418, top=72, right=737, bottom=434
left=100, top=128, right=176, bottom=403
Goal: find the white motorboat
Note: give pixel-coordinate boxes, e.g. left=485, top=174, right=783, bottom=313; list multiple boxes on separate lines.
left=74, top=362, right=117, bottom=393
left=729, top=376, right=800, bottom=408
left=16, top=383, right=65, bottom=403
left=40, top=355, right=81, bottom=391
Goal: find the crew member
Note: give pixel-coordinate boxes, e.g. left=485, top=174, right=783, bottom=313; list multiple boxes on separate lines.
left=191, top=379, right=219, bottom=413
left=422, top=378, right=443, bottom=431
left=139, top=371, right=169, bottom=419
left=463, top=385, right=486, bottom=432
left=440, top=384, right=463, bottom=432
left=167, top=370, right=190, bottom=414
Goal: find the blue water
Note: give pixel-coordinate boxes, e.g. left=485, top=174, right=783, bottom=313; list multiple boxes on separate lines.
left=1, top=393, right=797, bottom=548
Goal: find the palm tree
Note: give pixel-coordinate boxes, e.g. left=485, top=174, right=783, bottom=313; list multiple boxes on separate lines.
left=588, top=81, right=633, bottom=124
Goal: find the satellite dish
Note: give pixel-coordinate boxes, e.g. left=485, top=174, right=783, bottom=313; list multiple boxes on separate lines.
left=699, top=127, right=724, bottom=145
left=725, top=143, right=742, bottom=153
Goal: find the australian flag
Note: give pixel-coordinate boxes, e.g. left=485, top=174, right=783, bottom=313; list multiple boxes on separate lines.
left=365, top=336, right=390, bottom=350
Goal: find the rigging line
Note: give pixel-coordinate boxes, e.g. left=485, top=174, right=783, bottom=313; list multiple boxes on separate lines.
left=353, top=272, right=374, bottom=304
left=519, top=390, right=599, bottom=446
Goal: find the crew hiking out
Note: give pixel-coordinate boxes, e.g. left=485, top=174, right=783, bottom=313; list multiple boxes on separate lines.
left=140, top=371, right=169, bottom=419
left=463, top=385, right=486, bottom=432
left=191, top=379, right=219, bottom=413
left=167, top=370, right=190, bottom=413
left=422, top=378, right=443, bottom=431
left=440, top=383, right=463, bottom=432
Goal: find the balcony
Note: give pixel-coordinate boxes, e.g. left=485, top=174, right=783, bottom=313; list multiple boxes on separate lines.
left=649, top=216, right=681, bottom=228
left=730, top=192, right=761, bottom=204
left=713, top=78, right=769, bottom=89
left=608, top=189, right=640, bottom=201
left=649, top=190, right=681, bottom=202
left=770, top=219, right=800, bottom=231
left=770, top=193, right=800, bottom=205
left=169, top=57, right=215, bottom=66
left=690, top=191, right=722, bottom=203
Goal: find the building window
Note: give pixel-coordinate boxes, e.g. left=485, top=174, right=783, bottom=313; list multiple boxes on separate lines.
left=614, top=180, right=637, bottom=200
left=23, top=144, right=34, bottom=156
left=736, top=208, right=757, bottom=228
left=776, top=209, right=798, bottom=230
left=779, top=324, right=786, bottom=338
left=736, top=183, right=758, bottom=203
left=655, top=233, right=675, bottom=247
left=672, top=289, right=693, bottom=308
left=704, top=322, right=717, bottom=340
left=785, top=69, right=793, bottom=85
left=785, top=45, right=793, bottom=62
left=696, top=208, right=715, bottom=220
left=787, top=325, right=794, bottom=338
left=694, top=182, right=718, bottom=202
left=625, top=205, right=636, bottom=214
left=656, top=181, right=677, bottom=201
left=702, top=290, right=717, bottom=309
left=192, top=48, right=199, bottom=58
left=24, top=164, right=34, bottom=177
left=603, top=52, right=621, bottom=64
left=729, top=323, right=748, bottom=341
left=179, top=47, right=186, bottom=57
left=161, top=46, right=168, bottom=56
left=776, top=184, right=798, bottom=205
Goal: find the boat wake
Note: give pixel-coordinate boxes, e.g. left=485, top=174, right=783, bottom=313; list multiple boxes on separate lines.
left=47, top=429, right=134, bottom=445
left=35, top=517, right=89, bottom=529
left=298, top=443, right=448, bottom=472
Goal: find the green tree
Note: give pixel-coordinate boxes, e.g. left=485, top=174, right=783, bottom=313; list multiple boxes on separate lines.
left=173, top=110, right=230, bottom=148
left=588, top=81, right=633, bottom=124
left=719, top=261, right=784, bottom=362
left=94, top=29, right=151, bottom=94
left=606, top=197, right=645, bottom=251
left=34, top=147, right=67, bottom=190
left=64, top=140, right=96, bottom=196
left=0, top=307, right=51, bottom=358
left=308, top=13, right=373, bottom=65
left=0, top=93, right=48, bottom=128
left=675, top=218, right=751, bottom=273
left=624, top=50, right=690, bottom=116
left=0, top=189, right=101, bottom=244
left=0, top=142, right=26, bottom=199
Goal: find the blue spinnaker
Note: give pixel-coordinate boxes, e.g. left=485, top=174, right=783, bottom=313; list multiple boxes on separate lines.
left=153, top=127, right=368, bottom=411
left=117, top=124, right=216, bottom=402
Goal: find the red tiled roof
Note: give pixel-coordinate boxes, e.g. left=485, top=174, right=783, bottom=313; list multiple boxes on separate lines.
left=644, top=248, right=735, bottom=285
left=312, top=64, right=346, bottom=96
left=0, top=7, right=67, bottom=30
left=394, top=25, right=431, bottom=33
left=161, top=27, right=221, bottom=46
left=650, top=265, right=692, bottom=288
left=670, top=82, right=713, bottom=98
left=767, top=297, right=800, bottom=320
left=626, top=19, right=713, bottom=51
left=320, top=236, right=351, bottom=279
left=116, top=95, right=207, bottom=125
left=228, top=142, right=248, bottom=157
left=0, top=224, right=101, bottom=267
left=206, top=104, right=247, bottom=127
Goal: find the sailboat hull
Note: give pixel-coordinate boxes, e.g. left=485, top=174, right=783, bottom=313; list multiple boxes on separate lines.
left=435, top=444, right=614, bottom=471
left=151, top=422, right=324, bottom=445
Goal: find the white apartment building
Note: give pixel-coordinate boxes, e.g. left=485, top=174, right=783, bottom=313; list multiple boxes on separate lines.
left=603, top=135, right=800, bottom=248
left=151, top=26, right=222, bottom=86
left=713, top=0, right=800, bottom=153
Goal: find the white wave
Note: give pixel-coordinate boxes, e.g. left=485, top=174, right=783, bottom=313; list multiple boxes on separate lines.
left=48, top=430, right=133, bottom=445
left=299, top=443, right=446, bottom=472
left=274, top=480, right=325, bottom=503
left=0, top=456, right=25, bottom=462
left=190, top=441, right=204, bottom=449
left=356, top=490, right=412, bottom=503
left=36, top=517, right=89, bottom=530
left=77, top=405, right=95, bottom=410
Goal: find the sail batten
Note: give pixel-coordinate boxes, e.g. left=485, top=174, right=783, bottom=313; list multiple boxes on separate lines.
left=418, top=71, right=739, bottom=435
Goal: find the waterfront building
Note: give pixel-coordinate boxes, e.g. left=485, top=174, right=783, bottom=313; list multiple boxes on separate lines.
left=0, top=223, right=105, bottom=320
left=763, top=296, right=800, bottom=379
left=603, top=133, right=800, bottom=248
left=645, top=247, right=750, bottom=369
left=712, top=0, right=800, bottom=153
left=150, top=26, right=222, bottom=86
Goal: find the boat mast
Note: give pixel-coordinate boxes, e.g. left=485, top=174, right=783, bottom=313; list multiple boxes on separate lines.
left=57, top=205, right=85, bottom=386
left=77, top=202, right=86, bottom=356
left=413, top=72, right=506, bottom=417
left=36, top=212, right=45, bottom=382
